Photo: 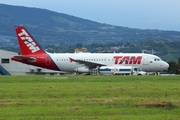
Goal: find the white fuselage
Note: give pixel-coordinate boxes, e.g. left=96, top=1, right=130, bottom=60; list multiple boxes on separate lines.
left=13, top=26, right=169, bottom=74
left=48, top=52, right=169, bottom=72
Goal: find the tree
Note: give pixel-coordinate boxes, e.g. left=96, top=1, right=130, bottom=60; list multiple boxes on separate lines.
left=178, top=58, right=180, bottom=65
left=125, top=42, right=130, bottom=47
left=117, top=42, right=123, bottom=46
left=75, top=43, right=83, bottom=48
left=168, top=61, right=180, bottom=74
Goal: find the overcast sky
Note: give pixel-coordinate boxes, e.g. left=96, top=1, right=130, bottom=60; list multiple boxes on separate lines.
left=1, top=0, right=180, bottom=31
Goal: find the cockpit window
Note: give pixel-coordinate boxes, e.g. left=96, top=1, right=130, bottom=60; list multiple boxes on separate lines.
left=154, top=58, right=161, bottom=61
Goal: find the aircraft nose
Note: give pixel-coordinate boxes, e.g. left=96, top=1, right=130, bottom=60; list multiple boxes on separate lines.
left=163, top=61, right=169, bottom=70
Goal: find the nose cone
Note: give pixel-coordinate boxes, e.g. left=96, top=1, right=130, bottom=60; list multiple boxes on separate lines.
left=163, top=61, right=169, bottom=70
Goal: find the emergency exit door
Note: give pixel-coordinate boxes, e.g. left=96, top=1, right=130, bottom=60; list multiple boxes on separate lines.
left=143, top=55, right=148, bottom=65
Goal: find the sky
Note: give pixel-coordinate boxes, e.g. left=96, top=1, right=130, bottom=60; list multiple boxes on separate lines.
left=1, top=0, right=180, bottom=31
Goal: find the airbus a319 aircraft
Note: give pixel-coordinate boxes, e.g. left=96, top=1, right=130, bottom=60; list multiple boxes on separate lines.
left=12, top=26, right=169, bottom=73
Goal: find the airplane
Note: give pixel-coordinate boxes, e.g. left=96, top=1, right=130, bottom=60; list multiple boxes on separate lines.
left=11, top=26, right=169, bottom=74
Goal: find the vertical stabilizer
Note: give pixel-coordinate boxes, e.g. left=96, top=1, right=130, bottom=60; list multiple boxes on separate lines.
left=15, top=26, right=45, bottom=55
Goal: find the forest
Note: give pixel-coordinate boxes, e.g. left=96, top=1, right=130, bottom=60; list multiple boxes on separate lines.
left=0, top=4, right=180, bottom=73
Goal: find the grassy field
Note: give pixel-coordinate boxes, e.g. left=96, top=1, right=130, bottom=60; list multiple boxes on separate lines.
left=0, top=75, right=180, bottom=120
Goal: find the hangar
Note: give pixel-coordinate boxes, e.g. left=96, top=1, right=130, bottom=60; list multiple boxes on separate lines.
left=0, top=49, right=62, bottom=75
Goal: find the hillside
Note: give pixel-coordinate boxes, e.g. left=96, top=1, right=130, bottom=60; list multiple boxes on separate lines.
left=0, top=3, right=180, bottom=48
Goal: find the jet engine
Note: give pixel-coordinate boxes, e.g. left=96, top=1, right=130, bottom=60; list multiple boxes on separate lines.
left=75, top=66, right=90, bottom=73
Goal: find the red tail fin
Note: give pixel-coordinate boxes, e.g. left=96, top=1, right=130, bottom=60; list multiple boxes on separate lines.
left=15, top=26, right=45, bottom=55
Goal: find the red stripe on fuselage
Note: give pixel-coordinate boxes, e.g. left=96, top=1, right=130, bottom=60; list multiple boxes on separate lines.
left=12, top=53, right=60, bottom=71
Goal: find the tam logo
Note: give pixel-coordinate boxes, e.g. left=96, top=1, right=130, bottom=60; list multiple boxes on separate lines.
left=18, top=29, right=40, bottom=53
left=113, top=56, right=142, bottom=64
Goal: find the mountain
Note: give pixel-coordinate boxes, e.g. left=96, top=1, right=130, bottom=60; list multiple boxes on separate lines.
left=0, top=3, right=180, bottom=48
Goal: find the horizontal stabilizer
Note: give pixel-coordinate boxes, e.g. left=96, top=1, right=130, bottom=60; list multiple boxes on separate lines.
left=12, top=56, right=36, bottom=62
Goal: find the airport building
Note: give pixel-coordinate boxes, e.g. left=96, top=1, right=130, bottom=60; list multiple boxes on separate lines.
left=0, top=49, right=62, bottom=75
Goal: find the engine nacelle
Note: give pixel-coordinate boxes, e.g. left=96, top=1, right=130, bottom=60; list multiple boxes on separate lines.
left=75, top=66, right=90, bottom=73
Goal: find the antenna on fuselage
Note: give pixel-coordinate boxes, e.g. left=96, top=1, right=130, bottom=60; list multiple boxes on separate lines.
left=142, top=50, right=147, bottom=54
left=142, top=49, right=155, bottom=54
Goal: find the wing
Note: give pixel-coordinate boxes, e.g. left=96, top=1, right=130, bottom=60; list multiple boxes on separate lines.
left=69, top=57, right=106, bottom=68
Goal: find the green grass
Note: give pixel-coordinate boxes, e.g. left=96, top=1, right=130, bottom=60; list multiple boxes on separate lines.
left=0, top=75, right=180, bottom=120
